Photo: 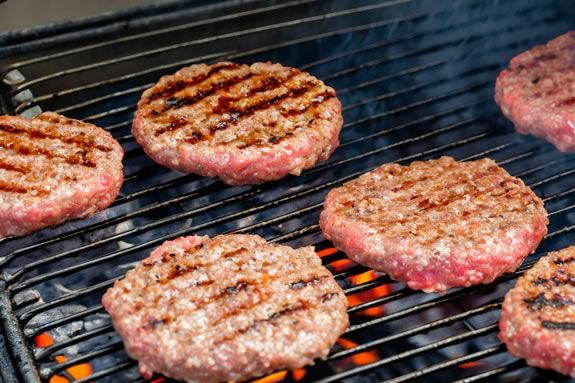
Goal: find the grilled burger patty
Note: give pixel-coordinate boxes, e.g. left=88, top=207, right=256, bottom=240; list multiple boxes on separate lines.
left=500, top=247, right=575, bottom=377
left=102, top=234, right=348, bottom=383
left=320, top=156, right=548, bottom=292
left=132, top=62, right=343, bottom=185
left=495, top=31, right=575, bottom=151
left=0, top=112, right=123, bottom=238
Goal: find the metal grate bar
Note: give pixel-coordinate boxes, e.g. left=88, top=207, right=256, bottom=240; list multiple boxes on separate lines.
left=24, top=306, right=105, bottom=338
left=73, top=360, right=137, bottom=383
left=330, top=302, right=501, bottom=361
left=19, top=131, right=523, bottom=347
left=5, top=0, right=323, bottom=71
left=35, top=325, right=115, bottom=362
left=78, top=16, right=547, bottom=130
left=381, top=344, right=506, bottom=383
left=450, top=361, right=526, bottom=383
left=1, top=59, right=493, bottom=272
left=6, top=92, right=494, bottom=290
left=9, top=0, right=413, bottom=92
left=44, top=341, right=125, bottom=378
left=317, top=324, right=501, bottom=383
left=20, top=12, right=421, bottom=111
left=2, top=1, right=572, bottom=382
left=18, top=277, right=120, bottom=324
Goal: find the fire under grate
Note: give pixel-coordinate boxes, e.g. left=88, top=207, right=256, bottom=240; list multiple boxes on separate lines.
left=1, top=0, right=575, bottom=382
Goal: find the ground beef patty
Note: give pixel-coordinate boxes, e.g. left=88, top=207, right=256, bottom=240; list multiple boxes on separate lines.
left=500, top=246, right=575, bottom=377
left=0, top=112, right=123, bottom=238
left=319, top=156, right=548, bottom=292
left=495, top=31, right=575, bottom=151
left=132, top=62, right=343, bottom=185
left=102, top=234, right=348, bottom=383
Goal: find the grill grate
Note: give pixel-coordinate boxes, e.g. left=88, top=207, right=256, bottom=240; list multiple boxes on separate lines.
left=1, top=0, right=575, bottom=382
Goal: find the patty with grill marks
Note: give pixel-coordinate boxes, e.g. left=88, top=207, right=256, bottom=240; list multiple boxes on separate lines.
left=0, top=112, right=123, bottom=238
left=495, top=31, right=575, bottom=151
left=102, top=234, right=348, bottom=383
left=500, top=246, right=575, bottom=377
left=319, top=156, right=548, bottom=292
left=131, top=62, right=343, bottom=185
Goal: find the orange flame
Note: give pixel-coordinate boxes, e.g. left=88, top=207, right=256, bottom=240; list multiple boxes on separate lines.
left=337, top=337, right=379, bottom=365
left=253, top=371, right=288, bottom=383
left=329, top=259, right=354, bottom=272
left=292, top=368, right=306, bottom=381
left=317, top=247, right=338, bottom=257
left=34, top=333, right=93, bottom=383
left=459, top=361, right=480, bottom=369
left=347, top=271, right=391, bottom=317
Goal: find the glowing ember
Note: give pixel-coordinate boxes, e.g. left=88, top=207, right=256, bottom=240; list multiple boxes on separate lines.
left=347, top=270, right=391, bottom=317
left=253, top=371, right=288, bottom=383
left=316, top=247, right=338, bottom=257
left=329, top=258, right=354, bottom=272
left=337, top=337, right=379, bottom=365
left=292, top=368, right=307, bottom=381
left=34, top=333, right=54, bottom=348
left=458, top=361, right=481, bottom=369
left=34, top=333, right=93, bottom=383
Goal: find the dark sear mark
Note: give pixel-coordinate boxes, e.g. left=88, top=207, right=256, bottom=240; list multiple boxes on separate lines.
left=225, top=281, right=248, bottom=294
left=219, top=302, right=309, bottom=343
left=321, top=292, right=338, bottom=302
left=531, top=271, right=575, bottom=287
left=146, top=317, right=168, bottom=329
left=155, top=118, right=188, bottom=136
left=0, top=123, right=111, bottom=152
left=535, top=53, right=558, bottom=62
left=0, top=160, right=28, bottom=174
left=290, top=276, right=323, bottom=290
left=542, top=321, right=575, bottom=330
left=167, top=263, right=200, bottom=280
left=554, top=256, right=575, bottom=265
left=0, top=181, right=47, bottom=195
left=556, top=96, right=575, bottom=107
left=0, top=135, right=97, bottom=168
left=183, top=80, right=321, bottom=143
left=146, top=62, right=241, bottom=102
left=157, top=71, right=297, bottom=117
left=190, top=88, right=335, bottom=147
left=156, top=72, right=254, bottom=113
left=524, top=293, right=574, bottom=310
left=155, top=71, right=301, bottom=141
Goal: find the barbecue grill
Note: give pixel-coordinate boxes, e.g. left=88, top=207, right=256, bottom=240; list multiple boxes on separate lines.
left=1, top=0, right=575, bottom=382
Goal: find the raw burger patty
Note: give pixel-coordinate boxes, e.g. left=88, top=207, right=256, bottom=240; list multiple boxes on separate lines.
left=132, top=61, right=343, bottom=185
left=0, top=112, right=124, bottom=238
left=495, top=31, right=575, bottom=151
left=319, top=156, right=548, bottom=292
left=102, top=234, right=348, bottom=383
left=500, top=246, right=575, bottom=377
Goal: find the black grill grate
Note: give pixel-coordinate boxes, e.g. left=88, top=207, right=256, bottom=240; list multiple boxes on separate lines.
left=1, top=0, right=575, bottom=382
